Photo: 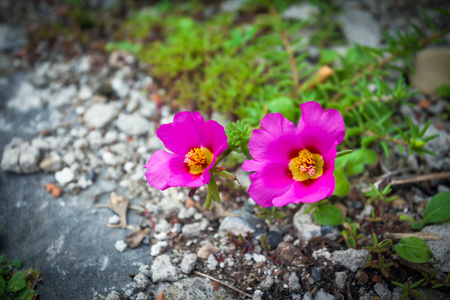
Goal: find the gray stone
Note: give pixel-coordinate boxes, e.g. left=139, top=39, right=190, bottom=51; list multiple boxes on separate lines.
left=258, top=276, right=274, bottom=291
left=18, top=143, right=40, bottom=173
left=55, top=167, right=75, bottom=185
left=288, top=272, right=302, bottom=293
left=178, top=207, right=196, bottom=220
left=180, top=253, right=197, bottom=274
left=158, top=277, right=232, bottom=300
left=293, top=206, right=321, bottom=242
left=331, top=249, right=368, bottom=272
left=337, top=3, right=380, bottom=47
left=218, top=210, right=268, bottom=237
left=292, top=294, right=302, bottom=300
left=151, top=254, right=178, bottom=282
left=150, top=241, right=168, bottom=256
left=424, top=125, right=450, bottom=171
left=182, top=219, right=209, bottom=238
left=311, top=267, right=322, bottom=282
left=108, top=215, right=120, bottom=225
left=116, top=113, right=152, bottom=136
left=335, top=271, right=348, bottom=290
left=111, top=76, right=129, bottom=98
left=1, top=139, right=21, bottom=173
left=391, top=287, right=406, bottom=300
left=422, top=221, right=450, bottom=272
left=84, top=103, right=117, bottom=129
left=220, top=0, right=245, bottom=13
left=39, top=153, right=63, bottom=173
left=138, top=265, right=151, bottom=277
left=135, top=292, right=148, bottom=300
left=374, top=282, right=392, bottom=300
left=303, top=292, right=312, bottom=300
left=1, top=139, right=41, bottom=174
left=314, top=288, right=335, bottom=300
left=105, top=291, right=121, bottom=300
left=206, top=254, right=218, bottom=271
left=115, top=240, right=127, bottom=252
left=133, top=273, right=150, bottom=290
left=253, top=290, right=263, bottom=300
left=282, top=3, right=320, bottom=21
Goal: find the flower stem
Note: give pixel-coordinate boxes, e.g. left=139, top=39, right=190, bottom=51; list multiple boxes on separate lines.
left=214, top=148, right=232, bottom=166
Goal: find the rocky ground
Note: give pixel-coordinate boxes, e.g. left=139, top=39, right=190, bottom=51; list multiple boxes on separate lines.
left=0, top=0, right=449, bottom=300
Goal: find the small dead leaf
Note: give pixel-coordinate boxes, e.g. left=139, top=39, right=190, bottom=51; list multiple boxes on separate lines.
left=276, top=242, right=298, bottom=265
left=109, top=195, right=129, bottom=228
left=125, top=228, right=149, bottom=249
left=384, top=232, right=443, bottom=241
left=372, top=274, right=382, bottom=283
left=418, top=98, right=431, bottom=109
left=301, top=65, right=335, bottom=91
left=197, top=243, right=219, bottom=259
left=334, top=202, right=347, bottom=219
left=185, top=197, right=195, bottom=209
left=155, top=293, right=166, bottom=300
left=211, top=281, right=219, bottom=291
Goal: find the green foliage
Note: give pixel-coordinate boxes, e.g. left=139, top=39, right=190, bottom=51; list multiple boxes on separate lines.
left=364, top=184, right=398, bottom=205
left=392, top=279, right=425, bottom=300
left=0, top=255, right=40, bottom=300
left=256, top=206, right=287, bottom=224
left=313, top=204, right=344, bottom=226
left=225, top=121, right=252, bottom=157
left=400, top=191, right=450, bottom=229
left=364, top=233, right=393, bottom=278
left=437, top=84, right=450, bottom=98
left=341, top=221, right=362, bottom=249
left=394, top=237, right=435, bottom=263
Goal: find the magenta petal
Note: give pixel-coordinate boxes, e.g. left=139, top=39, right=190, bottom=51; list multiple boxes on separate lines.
left=144, top=150, right=176, bottom=190
left=165, top=156, right=211, bottom=188
left=247, top=163, right=295, bottom=207
left=248, top=113, right=303, bottom=164
left=242, top=159, right=267, bottom=173
left=192, top=111, right=228, bottom=157
left=297, top=102, right=345, bottom=155
left=157, top=112, right=201, bottom=156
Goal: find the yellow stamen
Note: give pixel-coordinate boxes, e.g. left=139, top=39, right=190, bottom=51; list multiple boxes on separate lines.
left=184, top=147, right=213, bottom=175
left=289, top=149, right=324, bottom=181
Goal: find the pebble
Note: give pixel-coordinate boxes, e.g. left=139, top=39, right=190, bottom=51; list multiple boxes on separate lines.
left=151, top=254, right=178, bottom=282
left=105, top=291, right=121, bottom=300
left=252, top=253, right=266, bottom=263
left=78, top=86, right=93, bottom=101
left=158, top=277, right=232, bottom=299
left=320, top=226, right=340, bottom=241
left=115, top=240, right=127, bottom=252
left=135, top=292, right=148, bottom=300
left=266, top=231, right=283, bottom=250
left=206, top=254, right=218, bottom=271
left=84, top=103, right=117, bottom=129
left=197, top=243, right=219, bottom=259
left=314, top=288, right=335, bottom=300
left=292, top=206, right=321, bottom=242
left=374, top=282, right=392, bottom=300
left=108, top=215, right=120, bottom=225
left=282, top=3, right=320, bottom=20
left=180, top=253, right=197, bottom=274
left=335, top=272, right=348, bottom=290
left=177, top=207, right=196, bottom=220
left=422, top=221, right=450, bottom=272
left=138, top=265, right=151, bottom=277
left=39, top=153, right=62, bottom=173
left=218, top=210, right=267, bottom=237
left=331, top=249, right=368, bottom=272
left=253, top=290, right=263, bottom=300
left=133, top=273, right=150, bottom=290
left=116, top=113, right=152, bottom=136
left=311, top=267, right=322, bottom=282
left=181, top=219, right=209, bottom=238
left=258, top=276, right=274, bottom=291
left=111, top=76, right=129, bottom=98
left=63, top=152, right=76, bottom=165
left=150, top=241, right=168, bottom=256
left=171, top=223, right=182, bottom=234
left=55, top=167, right=75, bottom=185
left=287, top=272, right=301, bottom=293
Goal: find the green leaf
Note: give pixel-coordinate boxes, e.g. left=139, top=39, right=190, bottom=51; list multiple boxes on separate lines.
left=399, top=215, right=418, bottom=226
left=204, top=184, right=213, bottom=211
left=333, top=167, right=350, bottom=197
left=345, top=148, right=377, bottom=176
left=267, top=97, right=296, bottom=121
left=314, top=205, right=344, bottom=226
left=421, top=191, right=450, bottom=227
left=394, top=237, right=435, bottom=263
left=16, top=288, right=35, bottom=300
left=336, top=150, right=354, bottom=158
left=13, top=260, right=22, bottom=269
left=209, top=175, right=221, bottom=204
left=0, top=275, right=6, bottom=294
left=6, top=270, right=27, bottom=293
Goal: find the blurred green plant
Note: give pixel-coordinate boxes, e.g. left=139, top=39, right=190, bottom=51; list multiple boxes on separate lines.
left=256, top=206, right=287, bottom=224
left=392, top=278, right=425, bottom=300
left=0, top=255, right=40, bottom=300
left=364, top=233, right=393, bottom=278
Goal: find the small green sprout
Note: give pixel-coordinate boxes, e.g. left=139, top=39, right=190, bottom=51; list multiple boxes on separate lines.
left=392, top=278, right=425, bottom=300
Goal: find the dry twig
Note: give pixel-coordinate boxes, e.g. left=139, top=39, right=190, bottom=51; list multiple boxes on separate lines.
left=193, top=271, right=253, bottom=298
left=390, top=171, right=450, bottom=186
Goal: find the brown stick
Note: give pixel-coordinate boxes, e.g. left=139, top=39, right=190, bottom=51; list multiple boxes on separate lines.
left=390, top=171, right=450, bottom=186
left=193, top=271, right=253, bottom=298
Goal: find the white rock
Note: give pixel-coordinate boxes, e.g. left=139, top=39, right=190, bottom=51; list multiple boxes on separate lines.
left=115, top=240, right=127, bottom=252
left=116, top=113, right=152, bottom=136
left=108, top=215, right=120, bottom=225
left=206, top=254, right=218, bottom=271
left=78, top=86, right=93, bottom=101
left=331, top=249, right=368, bottom=272
left=63, top=152, right=76, bottom=165
left=39, top=153, right=62, bottom=173
left=111, top=76, right=129, bottom=98
left=293, top=206, right=321, bottom=242
left=124, top=161, right=135, bottom=173
left=84, top=103, right=117, bottom=129
left=182, top=219, right=209, bottom=238
left=282, top=3, right=320, bottom=20
left=151, top=254, right=178, bottom=282
left=177, top=207, right=196, bottom=220
left=180, top=253, right=197, bottom=274
left=102, top=152, right=117, bottom=166
left=151, top=241, right=168, bottom=256
left=55, top=167, right=75, bottom=185
left=252, top=253, right=266, bottom=263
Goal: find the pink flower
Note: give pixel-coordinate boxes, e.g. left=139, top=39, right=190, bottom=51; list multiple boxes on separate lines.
left=145, top=111, right=228, bottom=190
left=242, top=101, right=345, bottom=207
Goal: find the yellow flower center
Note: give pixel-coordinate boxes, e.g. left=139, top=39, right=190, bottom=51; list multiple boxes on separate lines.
left=289, top=149, right=324, bottom=181
left=184, top=147, right=213, bottom=175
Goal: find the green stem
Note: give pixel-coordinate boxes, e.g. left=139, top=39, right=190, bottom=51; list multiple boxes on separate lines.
left=214, top=148, right=232, bottom=166
left=209, top=175, right=221, bottom=204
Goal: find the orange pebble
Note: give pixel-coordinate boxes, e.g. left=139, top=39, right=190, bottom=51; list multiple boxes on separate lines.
left=46, top=183, right=56, bottom=193
left=51, top=186, right=62, bottom=198
left=185, top=197, right=195, bottom=209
